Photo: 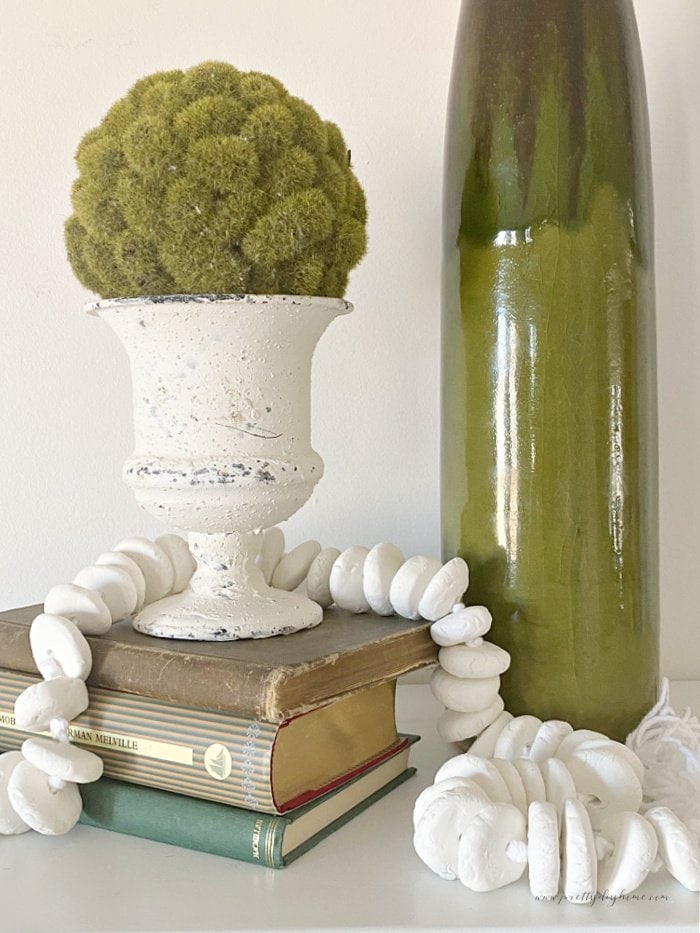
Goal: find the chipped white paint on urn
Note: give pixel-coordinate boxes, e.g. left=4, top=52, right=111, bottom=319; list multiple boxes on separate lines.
left=91, top=294, right=351, bottom=640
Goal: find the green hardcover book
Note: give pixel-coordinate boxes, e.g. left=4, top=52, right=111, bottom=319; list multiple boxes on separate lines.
left=76, top=738, right=418, bottom=868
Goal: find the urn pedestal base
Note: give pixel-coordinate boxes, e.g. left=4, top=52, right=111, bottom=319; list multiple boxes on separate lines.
left=132, top=587, right=322, bottom=641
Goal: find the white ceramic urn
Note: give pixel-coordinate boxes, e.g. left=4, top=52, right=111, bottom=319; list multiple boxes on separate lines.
left=92, top=294, right=350, bottom=640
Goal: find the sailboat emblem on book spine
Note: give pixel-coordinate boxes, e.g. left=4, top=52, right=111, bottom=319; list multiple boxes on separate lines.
left=204, top=743, right=232, bottom=781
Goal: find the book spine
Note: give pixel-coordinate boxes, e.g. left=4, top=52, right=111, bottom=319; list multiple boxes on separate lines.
left=79, top=777, right=288, bottom=868
left=0, top=668, right=278, bottom=812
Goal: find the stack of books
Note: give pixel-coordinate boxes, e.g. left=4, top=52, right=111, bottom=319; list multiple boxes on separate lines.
left=0, top=605, right=437, bottom=867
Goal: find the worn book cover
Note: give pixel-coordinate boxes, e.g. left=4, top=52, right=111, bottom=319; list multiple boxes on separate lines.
left=0, top=669, right=402, bottom=813
left=0, top=605, right=437, bottom=721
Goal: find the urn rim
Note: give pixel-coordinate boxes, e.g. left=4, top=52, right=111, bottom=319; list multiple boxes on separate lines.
left=85, top=293, right=353, bottom=315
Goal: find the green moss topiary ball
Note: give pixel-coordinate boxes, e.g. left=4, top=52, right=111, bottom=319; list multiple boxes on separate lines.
left=65, top=61, right=367, bottom=298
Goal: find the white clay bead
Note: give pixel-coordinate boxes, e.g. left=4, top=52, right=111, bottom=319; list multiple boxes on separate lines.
left=565, top=747, right=643, bottom=831
left=646, top=806, right=700, bottom=892
left=257, top=527, right=285, bottom=586
left=569, top=737, right=645, bottom=785
left=597, top=811, right=659, bottom=897
left=528, top=801, right=560, bottom=899
left=430, top=605, right=492, bottom=647
left=491, top=758, right=528, bottom=814
left=528, top=720, right=574, bottom=762
left=113, top=537, right=174, bottom=604
left=7, top=760, right=82, bottom=835
left=438, top=642, right=511, bottom=679
left=329, top=546, right=370, bottom=613
left=434, top=753, right=511, bottom=804
left=306, top=547, right=341, bottom=608
left=22, top=737, right=103, bottom=785
left=14, top=677, right=89, bottom=732
left=493, top=715, right=543, bottom=760
left=555, top=729, right=610, bottom=761
left=562, top=798, right=597, bottom=904
left=0, top=752, right=30, bottom=835
left=513, top=758, right=547, bottom=806
left=539, top=757, right=577, bottom=822
left=362, top=543, right=405, bottom=616
left=155, top=534, right=196, bottom=594
left=457, top=803, right=528, bottom=892
left=417, top=558, right=470, bottom=622
left=29, top=614, right=92, bottom=681
left=389, top=556, right=443, bottom=620
left=43, top=583, right=111, bottom=635
left=412, top=776, right=486, bottom=829
left=96, top=552, right=147, bottom=611
left=413, top=785, right=492, bottom=880
left=430, top=668, right=501, bottom=713
left=272, top=540, right=322, bottom=592
left=437, top=696, right=505, bottom=744
left=468, top=711, right=514, bottom=758
left=73, top=564, right=137, bottom=623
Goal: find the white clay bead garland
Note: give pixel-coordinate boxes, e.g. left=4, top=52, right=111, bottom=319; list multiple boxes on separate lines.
left=419, top=593, right=700, bottom=900
left=646, top=806, right=700, bottom=892
left=418, top=557, right=470, bottom=622
left=73, top=564, right=138, bottom=622
left=562, top=797, right=598, bottom=904
left=306, top=547, right=342, bottom=608
left=257, top=527, right=286, bottom=585
left=597, top=811, right=659, bottom=897
left=2, top=533, right=197, bottom=838
left=257, top=530, right=470, bottom=623
left=7, top=760, right=83, bottom=835
left=512, top=758, right=547, bottom=806
left=43, top=584, right=112, bottom=635
left=527, top=801, right=560, bottom=898
left=0, top=752, right=31, bottom=834
left=113, top=537, right=175, bottom=604
left=415, top=714, right=700, bottom=897
left=491, top=758, right=528, bottom=815
left=329, top=546, right=371, bottom=613
left=96, top=551, right=147, bottom=611
left=14, top=677, right=89, bottom=732
left=22, top=737, right=104, bottom=785
left=457, top=803, right=528, bottom=892
left=438, top=642, right=511, bottom=679
left=430, top=668, right=501, bottom=714
left=389, top=556, right=443, bottom=621
left=413, top=784, right=492, bottom=880
left=155, top=534, right=197, bottom=595
left=437, top=697, right=505, bottom=745
left=430, top=604, right=492, bottom=646
left=468, top=711, right=514, bottom=757
left=29, top=613, right=92, bottom=681
left=412, top=776, right=485, bottom=829
left=363, top=543, right=405, bottom=615
left=272, top=540, right=322, bottom=592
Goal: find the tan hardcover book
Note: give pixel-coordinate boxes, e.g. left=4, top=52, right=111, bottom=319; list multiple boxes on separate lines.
left=0, top=669, right=403, bottom=814
left=0, top=605, right=436, bottom=721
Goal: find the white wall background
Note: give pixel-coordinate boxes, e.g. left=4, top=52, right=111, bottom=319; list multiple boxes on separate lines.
left=0, top=0, right=698, bottom=679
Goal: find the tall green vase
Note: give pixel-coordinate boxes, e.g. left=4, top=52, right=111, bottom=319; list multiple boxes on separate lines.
left=441, top=0, right=659, bottom=739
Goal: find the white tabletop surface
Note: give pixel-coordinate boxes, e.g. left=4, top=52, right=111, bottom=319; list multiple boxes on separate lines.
left=1, top=682, right=699, bottom=933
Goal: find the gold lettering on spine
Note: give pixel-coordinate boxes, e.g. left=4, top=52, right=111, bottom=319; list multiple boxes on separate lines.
left=0, top=704, right=193, bottom=765
left=251, top=818, right=263, bottom=861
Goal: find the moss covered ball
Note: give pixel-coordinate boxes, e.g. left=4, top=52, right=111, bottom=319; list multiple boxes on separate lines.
left=65, top=61, right=367, bottom=298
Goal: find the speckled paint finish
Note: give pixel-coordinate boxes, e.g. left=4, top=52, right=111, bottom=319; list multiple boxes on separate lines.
left=95, top=294, right=350, bottom=640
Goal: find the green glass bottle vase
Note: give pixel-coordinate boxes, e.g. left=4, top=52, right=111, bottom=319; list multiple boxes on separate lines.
left=442, top=0, right=659, bottom=739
